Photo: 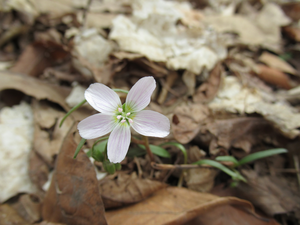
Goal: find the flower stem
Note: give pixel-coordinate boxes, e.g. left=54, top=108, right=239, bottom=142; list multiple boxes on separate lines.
left=60, top=99, right=87, bottom=127
left=143, top=136, right=154, bottom=162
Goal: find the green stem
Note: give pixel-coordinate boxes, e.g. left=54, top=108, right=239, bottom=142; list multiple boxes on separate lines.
left=112, top=89, right=129, bottom=94
left=60, top=99, right=87, bottom=127
left=143, top=136, right=154, bottom=162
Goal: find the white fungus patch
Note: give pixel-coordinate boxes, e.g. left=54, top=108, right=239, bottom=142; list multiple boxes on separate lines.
left=0, top=102, right=36, bottom=202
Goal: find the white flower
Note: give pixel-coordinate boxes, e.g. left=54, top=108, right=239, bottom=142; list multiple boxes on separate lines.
left=78, top=76, right=170, bottom=163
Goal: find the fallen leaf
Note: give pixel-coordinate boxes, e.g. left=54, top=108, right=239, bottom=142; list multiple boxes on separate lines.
left=172, top=103, right=209, bottom=144
left=259, top=52, right=298, bottom=75
left=184, top=168, right=219, bottom=192
left=283, top=26, right=300, bottom=42
left=105, top=186, right=278, bottom=225
left=205, top=117, right=275, bottom=155
left=236, top=170, right=300, bottom=217
left=11, top=194, right=41, bottom=223
left=100, top=173, right=166, bottom=209
left=42, top=124, right=107, bottom=225
left=281, top=2, right=300, bottom=21
left=32, top=101, right=74, bottom=166
left=0, top=204, right=28, bottom=225
left=0, top=71, right=71, bottom=111
left=193, top=62, right=223, bottom=103
left=254, top=64, right=293, bottom=90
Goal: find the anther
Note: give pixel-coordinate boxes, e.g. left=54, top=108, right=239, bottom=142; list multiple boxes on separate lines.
left=118, top=108, right=123, bottom=112
left=117, top=115, right=122, bottom=119
left=126, top=112, right=131, bottom=116
left=121, top=119, right=126, bottom=123
left=128, top=119, right=133, bottom=124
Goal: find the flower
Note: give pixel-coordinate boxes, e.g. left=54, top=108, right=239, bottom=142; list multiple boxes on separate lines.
left=77, top=76, right=170, bottom=163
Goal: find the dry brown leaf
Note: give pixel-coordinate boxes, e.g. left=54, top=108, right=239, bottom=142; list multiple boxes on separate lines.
left=281, top=2, right=300, bottom=21
left=0, top=71, right=71, bottom=111
left=283, top=26, right=300, bottom=42
left=202, top=117, right=276, bottom=155
left=105, top=186, right=277, bottom=225
left=172, top=103, right=209, bottom=144
left=100, top=173, right=166, bottom=209
left=32, top=101, right=74, bottom=166
left=11, top=194, right=41, bottom=224
left=186, top=204, right=279, bottom=225
left=29, top=150, right=49, bottom=195
left=254, top=64, right=293, bottom=90
left=0, top=204, right=28, bottom=225
left=259, top=52, right=298, bottom=75
left=184, top=168, right=219, bottom=192
left=193, top=63, right=223, bottom=103
left=42, top=124, right=107, bottom=225
left=237, top=170, right=300, bottom=215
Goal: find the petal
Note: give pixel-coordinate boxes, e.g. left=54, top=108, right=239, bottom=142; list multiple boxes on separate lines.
left=85, top=83, right=121, bottom=114
left=107, top=123, right=131, bottom=163
left=131, top=110, right=170, bottom=137
left=78, top=113, right=115, bottom=139
left=126, top=76, right=156, bottom=112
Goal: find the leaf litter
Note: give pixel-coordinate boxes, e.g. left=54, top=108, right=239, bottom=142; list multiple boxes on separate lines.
left=0, top=0, right=300, bottom=224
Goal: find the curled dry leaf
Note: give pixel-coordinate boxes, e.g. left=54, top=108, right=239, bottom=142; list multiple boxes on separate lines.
left=193, top=63, right=223, bottom=103
left=282, top=26, right=300, bottom=42
left=259, top=52, right=298, bottom=76
left=209, top=76, right=300, bottom=139
left=184, top=168, right=219, bottom=192
left=172, top=103, right=209, bottom=144
left=105, top=186, right=278, bottom=225
left=203, top=117, right=275, bottom=155
left=99, top=173, right=166, bottom=209
left=0, top=71, right=71, bottom=111
left=42, top=124, right=107, bottom=225
left=254, top=64, right=293, bottom=90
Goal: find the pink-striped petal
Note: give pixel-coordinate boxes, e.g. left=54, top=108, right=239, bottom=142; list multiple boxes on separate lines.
left=85, top=83, right=121, bottom=114
left=126, top=77, right=156, bottom=112
left=78, top=113, right=115, bottom=139
left=131, top=110, right=170, bottom=137
left=107, top=123, right=131, bottom=163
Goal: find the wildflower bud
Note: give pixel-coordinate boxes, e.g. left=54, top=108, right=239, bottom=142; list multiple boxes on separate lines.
left=114, top=163, right=122, bottom=170
left=103, top=161, right=116, bottom=174
left=92, top=147, right=105, bottom=162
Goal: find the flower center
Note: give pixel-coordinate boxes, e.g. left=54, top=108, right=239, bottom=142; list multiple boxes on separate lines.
left=115, top=106, right=134, bottom=125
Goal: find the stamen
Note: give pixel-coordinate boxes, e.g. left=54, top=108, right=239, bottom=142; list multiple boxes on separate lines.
left=118, top=108, right=123, bottom=112
left=117, top=115, right=122, bottom=119
left=121, top=119, right=126, bottom=123
left=128, top=119, right=133, bottom=124
left=126, top=112, right=131, bottom=116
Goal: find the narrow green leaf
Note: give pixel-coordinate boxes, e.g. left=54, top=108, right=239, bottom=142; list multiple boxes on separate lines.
left=237, top=148, right=288, bottom=166
left=60, top=99, right=87, bottom=127
left=215, top=156, right=239, bottom=167
left=161, top=142, right=187, bottom=163
left=139, top=144, right=171, bottom=158
left=193, top=159, right=246, bottom=182
left=73, top=138, right=86, bottom=159
left=127, top=147, right=147, bottom=157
